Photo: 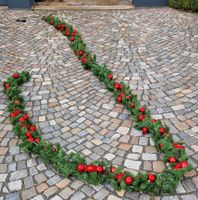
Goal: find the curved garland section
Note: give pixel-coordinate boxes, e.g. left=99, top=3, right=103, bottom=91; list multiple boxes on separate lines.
left=3, top=15, right=192, bottom=195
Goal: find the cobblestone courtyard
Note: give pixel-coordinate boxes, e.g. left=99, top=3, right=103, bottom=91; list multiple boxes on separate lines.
left=0, top=8, right=198, bottom=200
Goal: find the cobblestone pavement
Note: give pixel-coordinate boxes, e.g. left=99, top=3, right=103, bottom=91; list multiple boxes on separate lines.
left=0, top=8, right=198, bottom=200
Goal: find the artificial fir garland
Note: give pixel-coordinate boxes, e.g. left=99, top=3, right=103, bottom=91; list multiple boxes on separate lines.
left=3, top=15, right=192, bottom=195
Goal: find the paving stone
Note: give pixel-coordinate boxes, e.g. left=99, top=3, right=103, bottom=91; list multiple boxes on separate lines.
left=8, top=180, right=22, bottom=191
left=22, top=187, right=37, bottom=200
left=59, top=187, right=75, bottom=199
left=124, top=160, right=141, bottom=170
left=5, top=192, right=20, bottom=200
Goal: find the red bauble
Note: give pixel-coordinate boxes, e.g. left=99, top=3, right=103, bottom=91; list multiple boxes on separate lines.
left=139, top=107, right=145, bottom=113
left=151, top=119, right=156, bottom=123
left=71, top=32, right=76, bottom=36
left=159, top=127, right=165, bottom=135
left=78, top=51, right=83, bottom=56
left=81, top=57, right=87, bottom=64
left=114, top=82, right=120, bottom=90
left=10, top=113, right=16, bottom=118
left=60, top=24, right=65, bottom=30
left=91, top=164, right=97, bottom=172
left=5, top=83, right=9, bottom=91
left=29, top=125, right=36, bottom=131
left=117, top=96, right=122, bottom=103
left=35, top=138, right=40, bottom=144
left=87, top=165, right=92, bottom=173
left=13, top=73, right=19, bottom=79
left=159, top=143, right=163, bottom=149
left=107, top=74, right=113, bottom=80
left=147, top=173, right=156, bottom=183
left=23, top=114, right=29, bottom=120
left=130, top=102, right=135, bottom=108
left=26, top=132, right=32, bottom=138
left=174, top=163, right=182, bottom=169
left=115, top=173, right=124, bottom=183
left=65, top=29, right=69, bottom=36
left=28, top=137, right=34, bottom=143
left=125, top=95, right=130, bottom=100
left=56, top=24, right=61, bottom=30
left=96, top=165, right=104, bottom=174
left=173, top=143, right=185, bottom=150
left=19, top=117, right=25, bottom=122
left=181, top=161, right=188, bottom=168
left=142, top=127, right=148, bottom=134
left=110, top=167, right=116, bottom=173
left=52, top=147, right=57, bottom=152
left=119, top=84, right=123, bottom=90
left=168, top=157, right=176, bottom=163
left=124, top=176, right=133, bottom=185
left=77, top=164, right=85, bottom=172
left=138, top=115, right=146, bottom=121
left=70, top=37, right=75, bottom=42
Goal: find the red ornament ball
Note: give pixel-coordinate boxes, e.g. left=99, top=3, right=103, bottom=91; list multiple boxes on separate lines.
left=29, top=125, right=36, bottom=131
left=78, top=51, right=83, bottom=56
left=159, top=127, right=165, bottom=134
left=125, top=95, right=130, bottom=100
left=139, top=107, right=145, bottom=113
left=26, top=131, right=32, bottom=138
left=114, top=173, right=124, bottom=183
left=35, top=138, right=40, bottom=144
left=13, top=73, right=19, bottom=79
left=114, top=82, right=120, bottom=90
left=151, top=119, right=156, bottom=123
left=70, top=37, right=75, bottom=42
left=96, top=165, right=104, bottom=174
left=142, top=127, right=148, bottom=134
left=77, top=164, right=85, bottom=172
left=5, top=83, right=9, bottom=91
left=147, top=173, right=156, bottom=183
left=81, top=57, right=87, bottom=64
left=124, top=176, right=133, bottom=185
left=117, top=96, right=122, bottom=103
left=110, top=167, right=116, bottom=173
left=138, top=115, right=146, bottom=122
left=28, top=137, right=34, bottom=143
left=181, top=161, right=188, bottom=168
left=107, top=74, right=113, bottom=80
left=130, top=102, right=135, bottom=108
left=168, top=157, right=176, bottom=163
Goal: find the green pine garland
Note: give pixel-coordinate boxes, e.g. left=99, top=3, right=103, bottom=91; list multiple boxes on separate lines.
left=3, top=15, right=192, bottom=195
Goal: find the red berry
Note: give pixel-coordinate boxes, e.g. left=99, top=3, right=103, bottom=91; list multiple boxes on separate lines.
left=23, top=114, right=29, bottom=120
left=138, top=115, right=146, bottom=122
left=130, top=102, right=135, bottom=108
left=117, top=96, right=122, bottom=103
left=173, top=143, right=185, bottom=150
left=70, top=37, right=75, bottom=42
left=110, top=167, right=116, bottom=173
left=91, top=164, right=97, bottom=172
left=142, top=127, right=148, bottom=134
left=28, top=137, right=34, bottom=143
left=147, top=173, right=156, bottom=183
left=13, top=73, right=19, bottom=79
left=78, top=51, right=83, bottom=56
left=29, top=125, right=36, bottom=131
left=107, top=74, right=113, bottom=80
left=114, top=173, right=124, bottom=183
left=159, top=127, right=165, bottom=135
left=81, top=57, right=87, bottom=64
left=181, top=161, right=188, bottom=168
left=151, top=119, right=156, bottom=123
left=168, top=157, right=176, bottom=163
left=5, top=83, right=9, bottom=91
left=26, top=132, right=31, bottom=138
left=52, top=147, right=57, bottom=152
left=174, top=163, right=182, bottom=169
left=35, top=138, right=40, bottom=143
left=96, top=165, right=104, bottom=174
left=114, top=82, right=120, bottom=90
left=77, top=164, right=85, bottom=172
left=139, top=107, right=145, bottom=113
left=125, top=95, right=130, bottom=100
left=119, top=84, right=123, bottom=90
left=124, top=176, right=133, bottom=185
left=19, top=117, right=25, bottom=122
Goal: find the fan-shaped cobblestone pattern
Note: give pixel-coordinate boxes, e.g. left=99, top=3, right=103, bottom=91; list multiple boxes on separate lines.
left=0, top=9, right=198, bottom=200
